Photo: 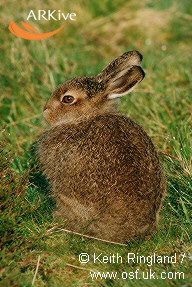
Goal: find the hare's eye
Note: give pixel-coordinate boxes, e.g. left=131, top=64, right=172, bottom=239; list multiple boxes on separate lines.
left=61, top=95, right=75, bottom=104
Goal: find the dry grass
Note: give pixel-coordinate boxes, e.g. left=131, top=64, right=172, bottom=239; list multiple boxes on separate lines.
left=81, top=1, right=175, bottom=56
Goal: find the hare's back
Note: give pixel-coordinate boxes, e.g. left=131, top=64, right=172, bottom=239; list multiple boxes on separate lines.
left=71, top=114, right=163, bottom=197
left=83, top=114, right=158, bottom=167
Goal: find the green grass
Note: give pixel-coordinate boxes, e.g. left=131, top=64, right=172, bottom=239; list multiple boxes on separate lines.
left=0, top=0, right=192, bottom=286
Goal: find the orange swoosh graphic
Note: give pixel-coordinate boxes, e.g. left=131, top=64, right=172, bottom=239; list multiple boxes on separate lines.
left=9, top=21, right=63, bottom=40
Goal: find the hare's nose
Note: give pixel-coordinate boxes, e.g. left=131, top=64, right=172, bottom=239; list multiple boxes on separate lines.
left=43, top=105, right=50, bottom=118
left=43, top=104, right=49, bottom=111
left=43, top=106, right=50, bottom=119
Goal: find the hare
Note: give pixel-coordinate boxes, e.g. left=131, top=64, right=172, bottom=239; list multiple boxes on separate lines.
left=38, top=50, right=166, bottom=243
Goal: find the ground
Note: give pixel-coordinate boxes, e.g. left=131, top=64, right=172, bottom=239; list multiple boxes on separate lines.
left=0, top=0, right=192, bottom=286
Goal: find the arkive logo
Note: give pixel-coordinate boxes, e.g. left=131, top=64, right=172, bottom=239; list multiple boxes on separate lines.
left=9, top=10, right=77, bottom=40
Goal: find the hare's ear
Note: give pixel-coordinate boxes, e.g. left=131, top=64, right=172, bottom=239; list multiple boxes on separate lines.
left=97, top=51, right=145, bottom=99
left=107, top=65, right=145, bottom=99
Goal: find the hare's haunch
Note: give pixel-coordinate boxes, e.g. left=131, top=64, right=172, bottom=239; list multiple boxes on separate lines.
left=38, top=50, right=166, bottom=243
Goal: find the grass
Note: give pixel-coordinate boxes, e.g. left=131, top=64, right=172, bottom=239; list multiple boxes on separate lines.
left=0, top=0, right=192, bottom=286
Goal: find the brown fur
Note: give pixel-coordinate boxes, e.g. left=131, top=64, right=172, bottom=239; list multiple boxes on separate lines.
left=38, top=50, right=166, bottom=243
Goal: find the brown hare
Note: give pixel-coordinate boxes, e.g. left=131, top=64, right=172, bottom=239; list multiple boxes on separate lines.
left=38, top=50, right=166, bottom=243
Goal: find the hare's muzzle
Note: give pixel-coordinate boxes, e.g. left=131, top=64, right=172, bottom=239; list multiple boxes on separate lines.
left=43, top=104, right=50, bottom=120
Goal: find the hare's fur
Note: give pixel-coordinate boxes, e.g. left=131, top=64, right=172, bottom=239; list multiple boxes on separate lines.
left=38, top=51, right=166, bottom=243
